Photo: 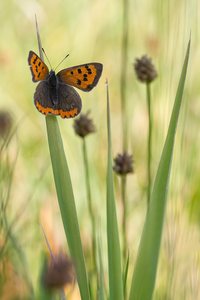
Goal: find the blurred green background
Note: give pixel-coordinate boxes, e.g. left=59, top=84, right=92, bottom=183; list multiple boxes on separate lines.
left=1, top=0, right=200, bottom=299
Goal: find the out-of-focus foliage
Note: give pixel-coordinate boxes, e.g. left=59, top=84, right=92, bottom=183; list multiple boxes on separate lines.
left=0, top=0, right=200, bottom=299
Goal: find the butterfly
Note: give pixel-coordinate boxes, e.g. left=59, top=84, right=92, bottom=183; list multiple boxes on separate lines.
left=28, top=51, right=103, bottom=118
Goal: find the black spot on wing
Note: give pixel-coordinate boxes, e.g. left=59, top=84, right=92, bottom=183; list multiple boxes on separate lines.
left=87, top=68, right=92, bottom=74
left=83, top=73, right=88, bottom=81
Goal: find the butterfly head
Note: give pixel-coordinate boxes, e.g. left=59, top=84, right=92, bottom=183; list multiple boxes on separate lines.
left=48, top=70, right=57, bottom=87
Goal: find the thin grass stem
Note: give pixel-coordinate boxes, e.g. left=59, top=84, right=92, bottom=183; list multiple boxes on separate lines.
left=106, top=79, right=123, bottom=300
left=120, top=1, right=129, bottom=287
left=146, top=83, right=152, bottom=206
left=82, top=138, right=98, bottom=293
left=121, top=0, right=129, bottom=151
left=121, top=175, right=127, bottom=265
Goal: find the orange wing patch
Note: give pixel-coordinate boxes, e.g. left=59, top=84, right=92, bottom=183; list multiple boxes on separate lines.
left=28, top=51, right=49, bottom=82
left=57, top=63, right=103, bottom=91
left=35, top=101, right=79, bottom=119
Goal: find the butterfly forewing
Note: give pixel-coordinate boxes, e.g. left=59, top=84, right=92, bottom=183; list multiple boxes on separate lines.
left=28, top=51, right=49, bottom=82
left=57, top=63, right=103, bottom=91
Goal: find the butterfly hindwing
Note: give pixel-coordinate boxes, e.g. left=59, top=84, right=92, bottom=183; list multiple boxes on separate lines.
left=34, top=81, right=82, bottom=118
left=57, top=63, right=103, bottom=91
left=28, top=51, right=49, bottom=82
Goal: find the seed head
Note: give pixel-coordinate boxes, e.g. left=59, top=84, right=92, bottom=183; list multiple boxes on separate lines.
left=0, top=110, right=12, bottom=138
left=134, top=55, right=157, bottom=83
left=73, top=111, right=96, bottom=138
left=113, top=152, right=134, bottom=176
left=42, top=253, right=75, bottom=290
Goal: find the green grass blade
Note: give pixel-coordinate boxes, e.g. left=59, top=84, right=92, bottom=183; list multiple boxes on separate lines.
left=46, top=116, right=90, bottom=300
left=123, top=253, right=129, bottom=299
left=35, top=18, right=90, bottom=300
left=106, top=81, right=123, bottom=300
left=97, top=237, right=105, bottom=300
left=129, top=40, right=190, bottom=300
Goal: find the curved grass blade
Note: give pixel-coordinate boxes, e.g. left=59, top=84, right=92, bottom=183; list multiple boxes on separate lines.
left=123, top=253, right=129, bottom=299
left=46, top=116, right=90, bottom=300
left=35, top=17, right=90, bottom=300
left=129, top=39, right=190, bottom=300
left=106, top=80, right=123, bottom=300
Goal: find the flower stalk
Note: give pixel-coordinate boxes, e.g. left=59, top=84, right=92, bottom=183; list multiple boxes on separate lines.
left=82, top=138, right=98, bottom=275
left=113, top=151, right=133, bottom=268
left=134, top=55, right=157, bottom=206
left=146, top=82, right=152, bottom=205
left=73, top=112, right=98, bottom=296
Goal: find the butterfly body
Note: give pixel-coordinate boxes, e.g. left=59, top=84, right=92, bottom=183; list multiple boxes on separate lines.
left=28, top=51, right=103, bottom=118
left=47, top=70, right=59, bottom=106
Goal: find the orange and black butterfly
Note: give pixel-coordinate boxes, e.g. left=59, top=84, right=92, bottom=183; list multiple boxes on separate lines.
left=28, top=51, right=103, bottom=118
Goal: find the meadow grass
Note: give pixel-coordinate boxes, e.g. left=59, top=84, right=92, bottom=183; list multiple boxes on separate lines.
left=0, top=1, right=200, bottom=299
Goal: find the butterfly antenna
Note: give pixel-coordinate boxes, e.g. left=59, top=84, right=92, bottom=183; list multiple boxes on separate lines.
left=54, top=54, right=69, bottom=71
left=42, top=48, right=53, bottom=70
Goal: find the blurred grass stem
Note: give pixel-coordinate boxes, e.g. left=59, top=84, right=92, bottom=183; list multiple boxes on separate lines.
left=120, top=0, right=129, bottom=278
left=106, top=79, right=124, bottom=300
left=121, top=0, right=129, bottom=151
left=82, top=138, right=98, bottom=285
left=146, top=83, right=152, bottom=206
left=121, top=175, right=127, bottom=264
left=121, top=175, right=128, bottom=299
left=41, top=226, right=67, bottom=300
